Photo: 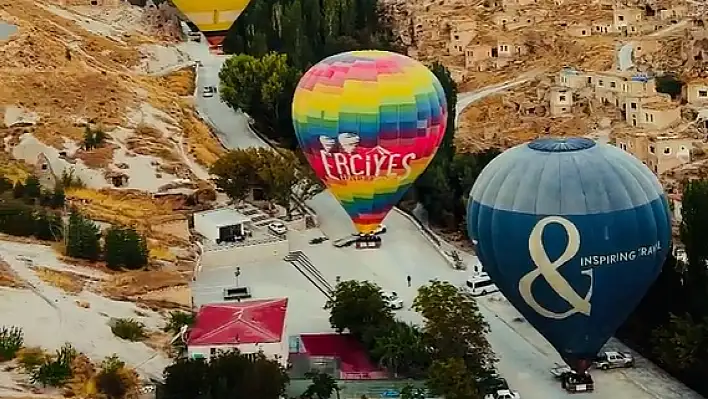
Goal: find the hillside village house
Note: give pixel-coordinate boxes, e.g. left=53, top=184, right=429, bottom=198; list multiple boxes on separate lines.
left=449, top=21, right=477, bottom=55
left=615, top=132, right=695, bottom=175
left=464, top=38, right=527, bottom=71
left=187, top=298, right=288, bottom=366
left=567, top=24, right=593, bottom=37
left=549, top=87, right=573, bottom=116
left=684, top=79, right=708, bottom=105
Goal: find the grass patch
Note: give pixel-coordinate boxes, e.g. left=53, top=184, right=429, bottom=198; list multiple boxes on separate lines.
left=32, top=266, right=85, bottom=294
left=101, top=270, right=187, bottom=298
left=148, top=245, right=176, bottom=262
left=159, top=67, right=196, bottom=96
left=16, top=347, right=49, bottom=372
left=65, top=187, right=178, bottom=227
left=110, top=318, right=146, bottom=341
left=180, top=112, right=224, bottom=166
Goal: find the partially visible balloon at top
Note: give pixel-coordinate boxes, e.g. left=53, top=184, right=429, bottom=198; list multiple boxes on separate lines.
left=171, top=0, right=252, bottom=52
left=292, top=50, right=448, bottom=235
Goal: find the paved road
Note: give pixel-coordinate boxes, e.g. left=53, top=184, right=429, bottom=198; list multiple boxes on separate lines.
left=183, top=43, right=703, bottom=399
left=618, top=42, right=635, bottom=71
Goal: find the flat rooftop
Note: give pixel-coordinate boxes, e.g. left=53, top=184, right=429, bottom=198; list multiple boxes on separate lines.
left=194, top=208, right=250, bottom=227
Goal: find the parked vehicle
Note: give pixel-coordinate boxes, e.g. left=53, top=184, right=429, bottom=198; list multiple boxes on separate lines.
left=484, top=389, right=520, bottom=399
left=202, top=86, right=214, bottom=97
left=268, top=221, right=287, bottom=235
left=593, top=351, right=634, bottom=370
left=478, top=371, right=509, bottom=394
left=465, top=273, right=499, bottom=297
left=359, top=224, right=387, bottom=236
left=382, top=291, right=403, bottom=310
left=560, top=372, right=594, bottom=393
left=550, top=364, right=572, bottom=379
left=309, top=236, right=329, bottom=245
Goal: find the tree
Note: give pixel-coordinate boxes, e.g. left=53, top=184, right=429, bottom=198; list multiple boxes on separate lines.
left=24, top=175, right=41, bottom=199
left=426, top=357, right=482, bottom=399
left=12, top=181, right=24, bottom=199
left=210, top=148, right=321, bottom=218
left=104, top=227, right=148, bottom=270
left=0, top=202, right=35, bottom=237
left=51, top=185, right=65, bottom=208
left=679, top=180, right=708, bottom=316
left=324, top=280, right=394, bottom=340
left=65, top=211, right=101, bottom=261
left=651, top=313, right=708, bottom=372
left=301, top=370, right=340, bottom=399
left=163, top=350, right=288, bottom=399
left=370, top=321, right=431, bottom=378
left=413, top=280, right=495, bottom=375
left=83, top=125, right=106, bottom=150
left=162, top=357, right=210, bottom=399
left=33, top=210, right=62, bottom=241
left=219, top=53, right=299, bottom=145
left=0, top=177, right=13, bottom=193
left=95, top=355, right=138, bottom=399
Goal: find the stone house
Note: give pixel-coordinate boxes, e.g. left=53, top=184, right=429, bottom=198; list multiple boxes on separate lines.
left=615, top=132, right=695, bottom=175
left=449, top=21, right=477, bottom=55
left=684, top=79, right=708, bottom=105
left=549, top=87, right=573, bottom=117
left=567, top=24, right=592, bottom=37
left=34, top=153, right=59, bottom=190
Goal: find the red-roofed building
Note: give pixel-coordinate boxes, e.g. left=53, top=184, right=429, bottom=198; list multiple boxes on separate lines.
left=186, top=298, right=288, bottom=366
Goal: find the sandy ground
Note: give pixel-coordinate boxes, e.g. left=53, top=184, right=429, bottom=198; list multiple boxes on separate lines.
left=0, top=241, right=170, bottom=388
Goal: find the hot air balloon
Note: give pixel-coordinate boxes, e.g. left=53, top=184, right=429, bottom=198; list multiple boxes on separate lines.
left=292, top=50, right=447, bottom=237
left=467, top=137, right=671, bottom=374
left=171, top=0, right=250, bottom=52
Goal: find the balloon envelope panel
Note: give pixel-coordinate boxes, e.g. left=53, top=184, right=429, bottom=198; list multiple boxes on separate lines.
left=171, top=0, right=250, bottom=47
left=466, top=138, right=671, bottom=371
left=292, top=51, right=447, bottom=234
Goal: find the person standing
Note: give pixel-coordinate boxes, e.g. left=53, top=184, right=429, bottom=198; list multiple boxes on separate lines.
left=407, top=275, right=411, bottom=287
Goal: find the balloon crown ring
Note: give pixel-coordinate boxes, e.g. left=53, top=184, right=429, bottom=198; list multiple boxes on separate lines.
left=528, top=137, right=596, bottom=152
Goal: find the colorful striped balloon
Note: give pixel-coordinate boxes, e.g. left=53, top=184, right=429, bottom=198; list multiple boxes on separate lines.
left=292, top=50, right=448, bottom=234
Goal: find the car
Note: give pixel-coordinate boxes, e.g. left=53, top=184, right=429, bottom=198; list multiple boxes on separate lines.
left=202, top=86, right=214, bottom=97
left=382, top=291, right=403, bottom=310
left=309, top=236, right=329, bottom=244
left=478, top=371, right=509, bottom=394
left=593, top=351, right=634, bottom=370
left=465, top=273, right=499, bottom=297
left=194, top=60, right=202, bottom=67
left=268, top=221, right=287, bottom=235
left=560, top=371, right=594, bottom=393
left=484, top=389, right=520, bottom=399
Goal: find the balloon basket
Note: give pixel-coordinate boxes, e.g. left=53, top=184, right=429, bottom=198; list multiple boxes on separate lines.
left=355, top=235, right=381, bottom=249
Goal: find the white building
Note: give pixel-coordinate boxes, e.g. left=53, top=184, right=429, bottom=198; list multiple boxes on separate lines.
left=187, top=298, right=289, bottom=366
left=193, top=208, right=250, bottom=244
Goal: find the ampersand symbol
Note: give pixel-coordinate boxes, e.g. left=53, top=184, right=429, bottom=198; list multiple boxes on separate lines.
left=519, top=216, right=593, bottom=320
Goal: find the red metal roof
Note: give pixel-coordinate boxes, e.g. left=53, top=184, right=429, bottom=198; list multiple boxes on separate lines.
left=187, top=298, right=288, bottom=346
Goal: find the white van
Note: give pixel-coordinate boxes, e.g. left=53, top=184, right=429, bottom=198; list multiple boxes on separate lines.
left=466, top=274, right=498, bottom=297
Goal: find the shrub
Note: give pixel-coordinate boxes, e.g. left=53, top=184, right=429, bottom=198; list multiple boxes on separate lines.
left=16, top=347, right=47, bottom=372
left=30, top=343, right=76, bottom=387
left=95, top=354, right=136, bottom=399
left=111, top=319, right=146, bottom=341
left=0, top=326, right=24, bottom=361
left=104, top=227, right=148, bottom=270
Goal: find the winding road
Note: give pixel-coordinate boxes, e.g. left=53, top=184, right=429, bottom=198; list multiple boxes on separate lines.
left=181, top=43, right=703, bottom=398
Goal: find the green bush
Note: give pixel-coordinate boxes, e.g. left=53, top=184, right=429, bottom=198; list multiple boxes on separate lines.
left=30, top=343, right=76, bottom=387
left=104, top=227, right=148, bottom=270
left=111, top=318, right=146, bottom=341
left=0, top=326, right=24, bottom=361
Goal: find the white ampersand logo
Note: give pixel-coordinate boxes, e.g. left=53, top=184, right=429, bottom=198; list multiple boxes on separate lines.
left=518, top=216, right=593, bottom=320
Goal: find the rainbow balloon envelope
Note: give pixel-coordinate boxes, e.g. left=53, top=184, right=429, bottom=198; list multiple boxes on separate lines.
left=292, top=51, right=447, bottom=234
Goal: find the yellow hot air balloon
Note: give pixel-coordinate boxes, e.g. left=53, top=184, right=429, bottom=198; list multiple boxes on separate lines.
left=171, top=0, right=250, bottom=52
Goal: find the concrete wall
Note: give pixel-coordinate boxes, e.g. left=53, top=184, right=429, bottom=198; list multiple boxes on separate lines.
left=201, top=237, right=289, bottom=266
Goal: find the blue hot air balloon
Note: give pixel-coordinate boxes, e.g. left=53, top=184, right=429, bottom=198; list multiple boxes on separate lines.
left=467, top=137, right=671, bottom=373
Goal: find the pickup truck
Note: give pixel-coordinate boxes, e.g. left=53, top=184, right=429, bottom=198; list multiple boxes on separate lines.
left=594, top=351, right=635, bottom=370
left=484, top=389, right=520, bottom=399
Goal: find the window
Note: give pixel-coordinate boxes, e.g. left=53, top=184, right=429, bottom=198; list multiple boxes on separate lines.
left=664, top=147, right=671, bottom=155
left=210, top=348, right=216, bottom=356
left=561, top=107, right=567, bottom=112
left=587, top=77, right=592, bottom=84
left=618, top=15, right=625, bottom=21
left=649, top=145, right=655, bottom=154
left=559, top=95, right=566, bottom=101
left=454, top=35, right=459, bottom=40
left=582, top=30, right=586, bottom=35
left=699, top=90, right=708, bottom=97
left=623, top=83, right=628, bottom=92
left=599, top=80, right=604, bottom=86
left=650, top=114, right=654, bottom=122
left=610, top=81, right=616, bottom=88
left=680, top=145, right=687, bottom=152
left=631, top=102, right=637, bottom=109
